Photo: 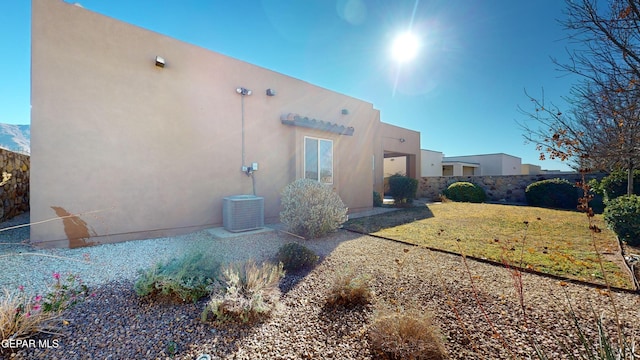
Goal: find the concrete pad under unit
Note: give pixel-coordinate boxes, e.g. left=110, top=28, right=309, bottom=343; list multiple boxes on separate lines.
left=206, top=226, right=275, bottom=239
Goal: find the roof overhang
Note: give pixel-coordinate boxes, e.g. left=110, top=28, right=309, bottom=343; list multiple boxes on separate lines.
left=280, top=113, right=354, bottom=136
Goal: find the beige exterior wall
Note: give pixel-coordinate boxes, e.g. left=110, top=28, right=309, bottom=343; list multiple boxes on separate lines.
left=30, top=0, right=419, bottom=247
left=383, top=156, right=407, bottom=177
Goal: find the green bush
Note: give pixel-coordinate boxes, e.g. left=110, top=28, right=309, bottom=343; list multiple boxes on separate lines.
left=373, top=191, right=383, bottom=207
left=280, top=178, right=348, bottom=239
left=274, top=242, right=319, bottom=272
left=202, top=260, right=284, bottom=323
left=442, top=182, right=486, bottom=203
left=134, top=252, right=220, bottom=303
left=604, top=195, right=640, bottom=246
left=599, top=169, right=640, bottom=201
left=388, top=174, right=418, bottom=205
left=525, top=178, right=580, bottom=210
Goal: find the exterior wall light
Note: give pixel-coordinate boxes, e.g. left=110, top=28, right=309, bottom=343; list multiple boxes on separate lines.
left=399, top=138, right=406, bottom=143
left=236, top=87, right=252, bottom=96
left=266, top=88, right=276, bottom=96
left=155, top=56, right=165, bottom=68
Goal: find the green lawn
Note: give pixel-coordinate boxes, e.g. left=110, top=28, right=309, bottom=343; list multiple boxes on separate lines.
left=344, top=202, right=633, bottom=290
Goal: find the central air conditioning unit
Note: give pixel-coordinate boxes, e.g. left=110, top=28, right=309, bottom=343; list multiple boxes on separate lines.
left=223, top=195, right=264, bottom=232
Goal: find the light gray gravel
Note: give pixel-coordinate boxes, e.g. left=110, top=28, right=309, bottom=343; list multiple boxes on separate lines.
left=0, top=214, right=312, bottom=298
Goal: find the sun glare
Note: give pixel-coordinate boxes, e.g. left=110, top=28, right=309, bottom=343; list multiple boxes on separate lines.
left=391, top=31, right=420, bottom=63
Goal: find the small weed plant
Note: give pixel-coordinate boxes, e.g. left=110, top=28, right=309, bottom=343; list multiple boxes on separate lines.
left=202, top=260, right=284, bottom=323
left=43, top=272, right=93, bottom=312
left=280, top=178, right=348, bottom=239
left=134, top=251, right=220, bottom=303
left=325, top=269, right=372, bottom=309
left=274, top=242, right=319, bottom=272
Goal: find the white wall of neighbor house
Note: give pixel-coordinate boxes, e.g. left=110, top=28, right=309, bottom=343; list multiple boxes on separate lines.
left=420, top=149, right=443, bottom=176
left=443, top=153, right=521, bottom=176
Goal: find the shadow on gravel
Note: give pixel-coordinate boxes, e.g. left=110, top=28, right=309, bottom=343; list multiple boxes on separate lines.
left=343, top=205, right=434, bottom=233
left=279, top=267, right=315, bottom=294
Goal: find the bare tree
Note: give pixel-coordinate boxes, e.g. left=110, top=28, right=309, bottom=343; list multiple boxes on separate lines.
left=520, top=0, right=640, bottom=195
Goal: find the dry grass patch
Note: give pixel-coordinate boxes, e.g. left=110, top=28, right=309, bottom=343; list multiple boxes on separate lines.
left=0, top=289, right=60, bottom=344
left=201, top=260, right=284, bottom=324
left=345, top=202, right=633, bottom=289
left=369, top=308, right=448, bottom=360
left=325, top=270, right=372, bottom=309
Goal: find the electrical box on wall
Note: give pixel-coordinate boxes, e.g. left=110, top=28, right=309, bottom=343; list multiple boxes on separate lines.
left=252, top=162, right=258, bottom=171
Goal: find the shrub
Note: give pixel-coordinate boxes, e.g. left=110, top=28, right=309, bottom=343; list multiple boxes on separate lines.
left=373, top=191, right=383, bottom=207
left=388, top=174, right=418, bottom=205
left=442, top=182, right=486, bottom=203
left=1, top=288, right=59, bottom=344
left=604, top=195, right=640, bottom=246
left=325, top=270, right=372, bottom=308
left=599, top=169, right=640, bottom=201
left=201, top=260, right=284, bottom=323
left=274, top=242, right=319, bottom=272
left=279, top=178, right=348, bottom=239
left=134, top=252, right=220, bottom=303
left=525, top=178, right=580, bottom=210
left=368, top=309, right=448, bottom=360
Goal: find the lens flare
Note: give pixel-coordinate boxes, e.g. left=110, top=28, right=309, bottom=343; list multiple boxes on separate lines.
left=391, top=31, right=420, bottom=63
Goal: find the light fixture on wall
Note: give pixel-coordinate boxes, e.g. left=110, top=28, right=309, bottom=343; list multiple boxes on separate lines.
left=399, top=138, right=406, bottom=143
left=236, top=87, right=252, bottom=96
left=266, top=88, right=276, bottom=96
left=155, top=56, right=165, bottom=68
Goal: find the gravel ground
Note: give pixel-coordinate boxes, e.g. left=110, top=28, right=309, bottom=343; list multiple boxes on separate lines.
left=2, top=214, right=640, bottom=359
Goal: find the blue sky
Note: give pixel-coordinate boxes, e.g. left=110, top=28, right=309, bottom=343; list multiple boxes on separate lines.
left=1, top=0, right=577, bottom=170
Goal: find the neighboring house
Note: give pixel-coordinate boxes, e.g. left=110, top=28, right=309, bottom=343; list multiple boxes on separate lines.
left=420, top=149, right=443, bottom=177
left=30, top=0, right=421, bottom=247
left=521, top=163, right=542, bottom=175
left=443, top=153, right=521, bottom=176
left=420, top=150, right=524, bottom=177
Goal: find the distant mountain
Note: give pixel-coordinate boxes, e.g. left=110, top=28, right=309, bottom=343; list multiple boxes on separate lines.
left=0, top=123, right=30, bottom=155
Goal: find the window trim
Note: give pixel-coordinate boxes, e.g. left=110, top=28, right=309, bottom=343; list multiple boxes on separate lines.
left=303, top=136, right=334, bottom=184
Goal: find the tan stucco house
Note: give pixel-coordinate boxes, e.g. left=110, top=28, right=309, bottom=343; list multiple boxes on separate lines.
left=30, top=0, right=421, bottom=247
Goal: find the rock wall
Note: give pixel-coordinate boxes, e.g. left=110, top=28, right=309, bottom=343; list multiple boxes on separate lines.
left=418, top=173, right=605, bottom=203
left=0, top=148, right=30, bottom=222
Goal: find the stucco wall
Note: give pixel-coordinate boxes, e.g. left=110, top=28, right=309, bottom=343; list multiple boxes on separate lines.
left=0, top=148, right=30, bottom=222
left=31, top=0, right=395, bottom=247
left=443, top=153, right=521, bottom=176
left=420, top=149, right=443, bottom=177
left=418, top=173, right=605, bottom=203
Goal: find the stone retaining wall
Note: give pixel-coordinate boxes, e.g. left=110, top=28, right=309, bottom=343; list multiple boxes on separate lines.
left=418, top=173, right=606, bottom=203
left=0, top=148, right=30, bottom=222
